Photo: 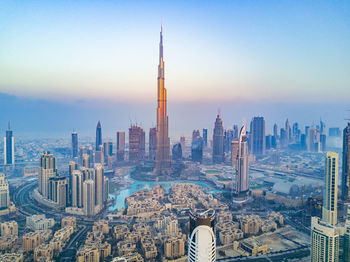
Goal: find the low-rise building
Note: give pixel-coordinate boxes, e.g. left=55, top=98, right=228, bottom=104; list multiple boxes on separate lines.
left=61, top=216, right=77, bottom=230
left=76, top=245, right=100, bottom=262
left=164, top=237, right=185, bottom=259
left=49, top=226, right=74, bottom=253
left=22, top=230, right=52, bottom=252
left=0, top=252, right=23, bottom=262
left=93, top=220, right=109, bottom=235
left=34, top=243, right=53, bottom=262
left=26, top=214, right=54, bottom=231
left=234, top=238, right=269, bottom=256
left=0, top=236, right=18, bottom=251
left=0, top=221, right=18, bottom=237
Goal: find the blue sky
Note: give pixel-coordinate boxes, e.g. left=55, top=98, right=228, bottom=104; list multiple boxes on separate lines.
left=0, top=1, right=349, bottom=138
left=1, top=0, right=349, bottom=102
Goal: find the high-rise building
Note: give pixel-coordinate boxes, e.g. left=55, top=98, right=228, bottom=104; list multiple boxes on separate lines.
left=82, top=154, right=90, bottom=168
left=322, top=152, right=339, bottom=226
left=87, top=146, right=94, bottom=167
left=79, top=146, right=85, bottom=166
left=343, top=205, right=350, bottom=262
left=149, top=127, right=157, bottom=161
left=233, top=125, right=239, bottom=139
left=224, top=129, right=234, bottom=153
left=188, top=209, right=216, bottom=262
left=232, top=126, right=249, bottom=202
left=94, top=164, right=104, bottom=209
left=83, top=179, right=95, bottom=216
left=96, top=121, right=102, bottom=151
left=213, top=115, right=224, bottom=163
left=48, top=176, right=68, bottom=208
left=129, top=125, right=145, bottom=162
left=38, top=152, right=57, bottom=199
left=311, top=216, right=339, bottom=262
left=116, top=131, right=125, bottom=161
left=71, top=170, right=83, bottom=208
left=172, top=143, right=182, bottom=160
left=0, top=174, right=9, bottom=211
left=308, top=128, right=321, bottom=152
left=180, top=136, right=186, bottom=157
left=285, top=119, right=290, bottom=144
left=155, top=27, right=171, bottom=175
left=250, top=117, right=265, bottom=155
left=342, top=123, right=350, bottom=201
left=94, top=145, right=104, bottom=164
left=103, top=142, right=113, bottom=158
left=273, top=123, right=278, bottom=140
left=71, top=132, right=78, bottom=158
left=3, top=122, right=14, bottom=165
left=202, top=129, right=208, bottom=147
left=192, top=130, right=200, bottom=143
left=320, top=119, right=326, bottom=135
left=191, top=138, right=203, bottom=163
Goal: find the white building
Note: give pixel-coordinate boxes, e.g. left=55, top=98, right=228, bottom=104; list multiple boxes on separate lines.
left=26, top=214, right=54, bottom=231
left=188, top=210, right=216, bottom=262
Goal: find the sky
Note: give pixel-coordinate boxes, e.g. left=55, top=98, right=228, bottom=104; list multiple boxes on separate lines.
left=0, top=1, right=349, bottom=139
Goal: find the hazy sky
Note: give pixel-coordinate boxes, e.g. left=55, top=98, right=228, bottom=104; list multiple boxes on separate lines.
left=1, top=0, right=350, bottom=103
left=0, top=1, right=349, bottom=141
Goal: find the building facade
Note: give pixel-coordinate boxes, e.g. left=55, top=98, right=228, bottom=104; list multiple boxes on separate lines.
left=213, top=115, right=225, bottom=163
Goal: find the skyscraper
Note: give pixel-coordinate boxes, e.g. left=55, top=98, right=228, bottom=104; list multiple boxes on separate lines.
left=192, top=130, right=200, bottom=143
left=191, top=138, right=203, bottom=163
left=342, top=123, right=350, bottom=201
left=311, top=216, right=339, bottom=262
left=72, top=170, right=83, bottom=208
left=172, top=143, right=182, bottom=160
left=180, top=136, right=186, bottom=157
left=232, top=126, right=249, bottom=202
left=96, top=121, right=102, bottom=151
left=213, top=115, right=224, bottom=163
left=188, top=209, right=216, bottom=262
left=343, top=205, right=350, bottom=262
left=202, top=129, right=208, bottom=147
left=38, top=152, right=57, bottom=199
left=311, top=152, right=340, bottom=262
left=3, top=122, right=14, bottom=165
left=285, top=119, right=290, bottom=144
left=71, top=131, right=78, bottom=158
left=149, top=127, right=157, bottom=161
left=0, top=174, right=9, bottom=211
left=250, top=117, right=265, bottom=156
left=322, top=152, right=339, bottom=226
left=116, top=131, right=125, bottom=161
left=129, top=125, right=145, bottom=162
left=83, top=179, right=95, bottom=216
left=155, top=27, right=171, bottom=175
left=94, top=164, right=104, bottom=209
left=48, top=176, right=68, bottom=208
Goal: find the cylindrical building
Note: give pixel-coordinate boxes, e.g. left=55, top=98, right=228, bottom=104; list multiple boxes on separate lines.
left=188, top=209, right=216, bottom=262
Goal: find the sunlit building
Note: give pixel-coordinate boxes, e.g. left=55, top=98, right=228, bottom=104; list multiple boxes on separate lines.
left=116, top=131, right=125, bottom=161
left=38, top=152, right=57, bottom=199
left=155, top=27, right=171, bottom=175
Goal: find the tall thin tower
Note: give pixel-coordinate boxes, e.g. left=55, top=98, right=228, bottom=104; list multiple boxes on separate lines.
left=155, top=27, right=171, bottom=175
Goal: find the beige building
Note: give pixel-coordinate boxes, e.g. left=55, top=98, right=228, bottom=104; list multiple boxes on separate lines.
left=26, top=214, right=55, bottom=231
left=76, top=245, right=100, bottom=262
left=0, top=221, right=18, bottom=237
left=0, top=252, right=23, bottom=262
left=234, top=238, right=268, bottom=256
left=322, top=152, right=339, bottom=226
left=34, top=243, right=53, bottom=262
left=311, top=216, right=339, bottom=262
left=164, top=237, right=185, bottom=259
left=22, top=230, right=52, bottom=252
left=0, top=235, right=18, bottom=251
left=93, top=220, right=109, bottom=235
left=61, top=216, right=77, bottom=230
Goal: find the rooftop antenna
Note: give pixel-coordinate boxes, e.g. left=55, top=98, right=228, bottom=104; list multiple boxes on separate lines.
left=8, top=121, right=10, bottom=130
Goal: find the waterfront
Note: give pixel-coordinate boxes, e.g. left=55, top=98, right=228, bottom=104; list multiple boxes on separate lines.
left=108, top=174, right=221, bottom=211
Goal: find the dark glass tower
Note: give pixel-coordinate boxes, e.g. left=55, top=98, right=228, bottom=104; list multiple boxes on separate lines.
left=4, top=122, right=14, bottom=165
left=342, top=123, right=350, bottom=201
left=71, top=131, right=78, bottom=158
left=213, top=115, right=224, bottom=163
left=96, top=121, right=102, bottom=151
left=250, top=117, right=266, bottom=156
